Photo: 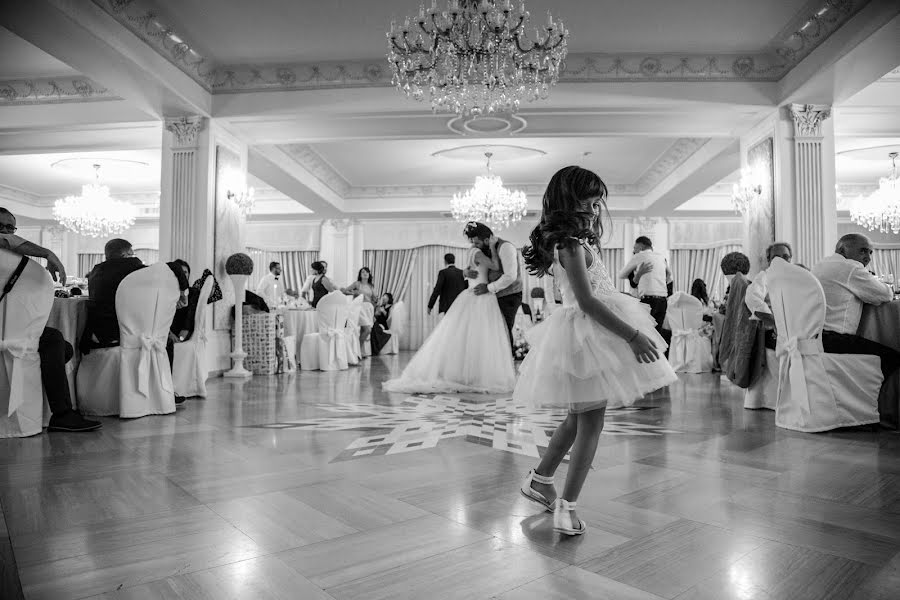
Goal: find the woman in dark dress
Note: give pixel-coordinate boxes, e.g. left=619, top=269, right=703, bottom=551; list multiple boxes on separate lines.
left=308, top=260, right=336, bottom=308
left=370, top=292, right=394, bottom=355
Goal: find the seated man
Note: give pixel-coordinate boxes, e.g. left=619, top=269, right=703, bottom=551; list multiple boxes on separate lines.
left=0, top=207, right=100, bottom=432
left=745, top=242, right=793, bottom=350
left=84, top=238, right=146, bottom=348
left=812, top=234, right=898, bottom=386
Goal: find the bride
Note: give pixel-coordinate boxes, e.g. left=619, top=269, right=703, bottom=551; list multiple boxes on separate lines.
left=383, top=248, right=517, bottom=394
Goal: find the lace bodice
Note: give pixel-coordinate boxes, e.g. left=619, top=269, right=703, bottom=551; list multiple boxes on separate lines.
left=554, top=242, right=617, bottom=306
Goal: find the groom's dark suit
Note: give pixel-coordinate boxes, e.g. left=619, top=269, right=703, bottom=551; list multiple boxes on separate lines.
left=428, top=265, right=467, bottom=314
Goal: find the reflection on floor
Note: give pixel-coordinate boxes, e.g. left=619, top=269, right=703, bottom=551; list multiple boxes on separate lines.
left=1, top=352, right=898, bottom=599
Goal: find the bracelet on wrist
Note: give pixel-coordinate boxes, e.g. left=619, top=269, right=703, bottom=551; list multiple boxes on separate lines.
left=626, top=328, right=639, bottom=343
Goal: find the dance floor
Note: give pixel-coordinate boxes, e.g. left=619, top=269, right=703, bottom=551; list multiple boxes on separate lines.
left=1, top=353, right=899, bottom=599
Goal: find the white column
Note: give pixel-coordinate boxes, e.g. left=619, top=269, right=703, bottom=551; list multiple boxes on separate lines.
left=787, top=103, right=837, bottom=266
left=160, top=115, right=207, bottom=267
left=319, top=218, right=360, bottom=286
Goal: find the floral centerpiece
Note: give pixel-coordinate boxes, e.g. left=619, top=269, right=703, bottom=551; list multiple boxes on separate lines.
left=512, top=322, right=530, bottom=361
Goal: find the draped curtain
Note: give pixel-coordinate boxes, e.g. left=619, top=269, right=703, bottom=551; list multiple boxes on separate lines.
left=670, top=244, right=741, bottom=301
left=404, top=244, right=470, bottom=350
left=246, top=248, right=319, bottom=292
left=872, top=248, right=900, bottom=280
left=362, top=248, right=418, bottom=303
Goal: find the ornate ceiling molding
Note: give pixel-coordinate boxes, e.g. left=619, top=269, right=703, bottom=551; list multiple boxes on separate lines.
left=0, top=77, right=119, bottom=105
left=279, top=144, right=352, bottom=197
left=90, top=0, right=871, bottom=93
left=632, top=138, right=709, bottom=195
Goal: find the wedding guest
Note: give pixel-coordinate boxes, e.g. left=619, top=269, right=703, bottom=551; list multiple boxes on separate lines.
left=342, top=267, right=377, bottom=344
left=618, top=236, right=672, bottom=332
left=812, top=234, right=898, bottom=385
left=84, top=238, right=145, bottom=348
left=690, top=278, right=709, bottom=307
left=745, top=242, right=792, bottom=350
left=427, top=253, right=467, bottom=319
left=304, top=261, right=336, bottom=308
left=0, top=207, right=100, bottom=432
left=255, top=261, right=283, bottom=308
left=718, top=251, right=764, bottom=388
left=370, top=292, right=394, bottom=355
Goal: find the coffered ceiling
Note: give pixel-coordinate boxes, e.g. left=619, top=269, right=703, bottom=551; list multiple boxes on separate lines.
left=1, top=0, right=899, bottom=223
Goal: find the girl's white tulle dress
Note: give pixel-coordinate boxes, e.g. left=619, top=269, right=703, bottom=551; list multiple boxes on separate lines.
left=514, top=242, right=678, bottom=412
left=383, top=251, right=517, bottom=394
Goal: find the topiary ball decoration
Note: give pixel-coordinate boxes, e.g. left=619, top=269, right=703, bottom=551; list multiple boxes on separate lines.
left=225, top=253, right=254, bottom=276
left=530, top=287, right=545, bottom=299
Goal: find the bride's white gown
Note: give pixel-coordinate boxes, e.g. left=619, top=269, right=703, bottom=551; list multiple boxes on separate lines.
left=383, top=252, right=517, bottom=394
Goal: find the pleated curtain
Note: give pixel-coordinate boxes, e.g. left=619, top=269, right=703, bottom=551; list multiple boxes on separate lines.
left=871, top=247, right=900, bottom=280
left=362, top=248, right=418, bottom=304
left=77, top=248, right=159, bottom=279
left=246, top=248, right=319, bottom=292
left=670, top=244, right=741, bottom=302
left=403, top=245, right=470, bottom=350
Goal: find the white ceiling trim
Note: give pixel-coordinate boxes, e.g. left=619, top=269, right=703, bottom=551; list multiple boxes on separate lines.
left=0, top=76, right=120, bottom=105
left=88, top=0, right=870, bottom=93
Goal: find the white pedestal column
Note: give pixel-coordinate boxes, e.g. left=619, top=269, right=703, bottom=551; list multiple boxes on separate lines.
left=319, top=219, right=360, bottom=286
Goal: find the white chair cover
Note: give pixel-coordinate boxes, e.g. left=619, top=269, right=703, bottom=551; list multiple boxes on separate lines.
left=117, top=264, right=180, bottom=418
left=173, top=276, right=214, bottom=398
left=0, top=251, right=53, bottom=438
left=76, top=346, right=121, bottom=416
left=300, top=291, right=350, bottom=371
left=360, top=303, right=374, bottom=358
left=666, top=292, right=713, bottom=374
left=382, top=300, right=408, bottom=355
left=767, top=257, right=882, bottom=432
left=744, top=349, right=778, bottom=410
left=344, top=295, right=364, bottom=365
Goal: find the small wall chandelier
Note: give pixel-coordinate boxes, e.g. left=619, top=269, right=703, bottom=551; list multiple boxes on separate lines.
left=387, top=0, right=569, bottom=116
left=731, top=166, right=763, bottom=215
left=849, top=152, right=900, bottom=235
left=451, top=152, right=527, bottom=230
left=221, top=167, right=256, bottom=216
left=53, top=164, right=137, bottom=238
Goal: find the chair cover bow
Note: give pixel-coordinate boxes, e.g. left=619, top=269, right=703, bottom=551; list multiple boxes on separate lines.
left=0, top=338, right=39, bottom=416
left=671, top=328, right=694, bottom=339
left=121, top=333, right=170, bottom=397
left=776, top=336, right=823, bottom=421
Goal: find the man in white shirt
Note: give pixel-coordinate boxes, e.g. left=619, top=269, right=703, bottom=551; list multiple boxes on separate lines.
left=618, top=236, right=672, bottom=332
left=745, top=242, right=793, bottom=350
left=812, top=233, right=898, bottom=384
left=255, top=261, right=283, bottom=308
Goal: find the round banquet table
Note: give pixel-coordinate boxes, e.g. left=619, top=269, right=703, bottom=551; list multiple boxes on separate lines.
left=46, top=297, right=90, bottom=409
left=858, top=299, right=900, bottom=429
left=279, top=308, right=319, bottom=360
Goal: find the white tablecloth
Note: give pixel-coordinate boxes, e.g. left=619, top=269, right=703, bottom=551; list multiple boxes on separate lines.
left=280, top=309, right=318, bottom=360
left=859, top=300, right=900, bottom=352
left=46, top=297, right=90, bottom=409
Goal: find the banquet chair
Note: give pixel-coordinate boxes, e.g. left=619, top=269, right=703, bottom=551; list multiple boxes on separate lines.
left=744, top=349, right=778, bottom=410
left=0, top=250, right=53, bottom=438
left=344, top=294, right=364, bottom=365
left=666, top=292, right=713, bottom=373
left=173, top=276, right=214, bottom=398
left=767, top=258, right=882, bottom=432
left=360, top=301, right=375, bottom=358
left=381, top=300, right=408, bottom=355
left=300, top=291, right=350, bottom=371
left=78, top=264, right=180, bottom=417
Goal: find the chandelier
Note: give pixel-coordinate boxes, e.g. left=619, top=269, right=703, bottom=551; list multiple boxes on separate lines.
left=387, top=0, right=569, bottom=116
left=53, top=164, right=137, bottom=238
left=849, top=152, right=900, bottom=235
left=451, top=152, right=527, bottom=229
left=221, top=167, right=256, bottom=216
left=731, top=166, right=763, bottom=215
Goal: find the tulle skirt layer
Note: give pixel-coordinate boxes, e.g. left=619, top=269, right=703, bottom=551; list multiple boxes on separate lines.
left=383, top=289, right=516, bottom=394
left=514, top=292, right=678, bottom=412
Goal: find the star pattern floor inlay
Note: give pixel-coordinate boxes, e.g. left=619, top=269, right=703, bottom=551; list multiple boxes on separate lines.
left=249, top=395, right=682, bottom=461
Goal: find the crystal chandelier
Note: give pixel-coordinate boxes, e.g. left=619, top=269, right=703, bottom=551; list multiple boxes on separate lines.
left=387, top=0, right=569, bottom=116
left=731, top=166, right=763, bottom=215
left=849, top=152, right=900, bottom=235
left=451, top=152, right=527, bottom=229
left=53, top=164, right=137, bottom=238
left=221, top=167, right=256, bottom=216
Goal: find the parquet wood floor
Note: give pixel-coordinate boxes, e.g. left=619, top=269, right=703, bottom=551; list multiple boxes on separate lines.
left=1, top=353, right=898, bottom=599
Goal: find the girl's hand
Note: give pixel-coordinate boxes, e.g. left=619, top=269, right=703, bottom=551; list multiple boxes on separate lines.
left=628, top=331, right=660, bottom=363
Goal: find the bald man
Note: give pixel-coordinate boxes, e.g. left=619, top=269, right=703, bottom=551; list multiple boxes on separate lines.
left=812, top=233, right=898, bottom=385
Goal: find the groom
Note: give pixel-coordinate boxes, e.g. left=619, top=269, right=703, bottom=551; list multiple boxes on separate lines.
left=464, top=222, right=522, bottom=352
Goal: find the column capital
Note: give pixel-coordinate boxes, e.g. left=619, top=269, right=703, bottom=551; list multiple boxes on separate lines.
left=165, top=115, right=205, bottom=147
left=633, top=216, right=658, bottom=235
left=788, top=103, right=832, bottom=137
left=323, top=218, right=353, bottom=233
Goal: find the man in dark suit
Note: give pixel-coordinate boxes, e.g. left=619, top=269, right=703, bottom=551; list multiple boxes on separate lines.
left=427, top=253, right=467, bottom=319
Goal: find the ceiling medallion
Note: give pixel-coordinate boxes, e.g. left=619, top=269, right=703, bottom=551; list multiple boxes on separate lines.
left=849, top=152, right=900, bottom=235
left=387, top=0, right=568, bottom=116
left=450, top=151, right=527, bottom=230
left=52, top=164, right=137, bottom=238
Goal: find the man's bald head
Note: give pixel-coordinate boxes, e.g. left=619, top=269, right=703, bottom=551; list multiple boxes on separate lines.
left=835, top=233, right=874, bottom=267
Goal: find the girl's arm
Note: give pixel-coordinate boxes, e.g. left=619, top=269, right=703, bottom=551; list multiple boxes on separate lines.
left=341, top=281, right=359, bottom=295
left=322, top=276, right=337, bottom=293
left=558, top=245, right=660, bottom=363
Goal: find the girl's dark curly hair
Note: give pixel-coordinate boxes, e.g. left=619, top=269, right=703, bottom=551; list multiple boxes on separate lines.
left=522, top=166, right=608, bottom=277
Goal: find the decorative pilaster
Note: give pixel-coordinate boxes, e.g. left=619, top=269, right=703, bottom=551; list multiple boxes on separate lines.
left=788, top=103, right=835, bottom=265
left=160, top=115, right=205, bottom=263
left=320, top=219, right=356, bottom=286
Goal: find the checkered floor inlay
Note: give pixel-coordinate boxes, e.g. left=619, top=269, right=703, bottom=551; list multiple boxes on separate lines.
left=251, top=395, right=680, bottom=462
